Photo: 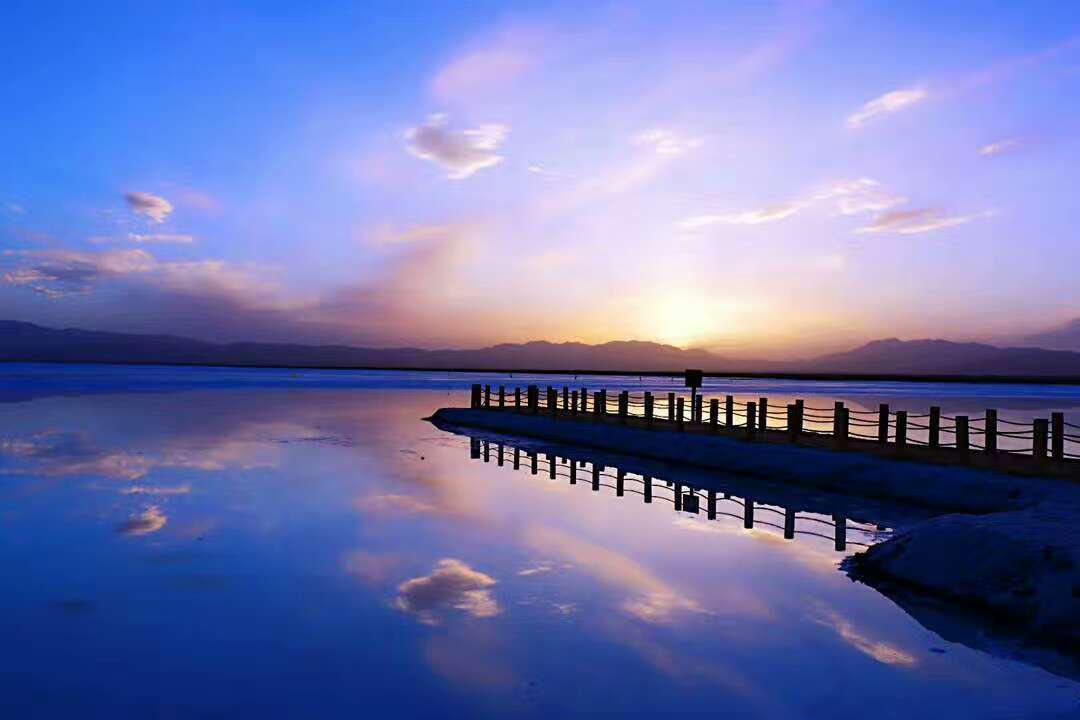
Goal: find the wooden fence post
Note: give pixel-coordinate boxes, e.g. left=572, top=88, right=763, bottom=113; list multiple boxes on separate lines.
left=597, top=389, right=607, bottom=417
left=497, top=444, right=504, bottom=466
left=513, top=447, right=520, bottom=469
left=1052, top=412, right=1065, bottom=462
left=676, top=398, right=685, bottom=431
left=619, top=391, right=629, bottom=424
left=562, top=386, right=569, bottom=411
left=895, top=410, right=907, bottom=450
left=581, top=387, right=588, bottom=414
left=616, top=469, right=625, bottom=496
left=1034, top=418, right=1049, bottom=460
left=548, top=453, right=556, bottom=479
left=707, top=490, right=717, bottom=520
left=471, top=384, right=482, bottom=408
left=668, top=392, right=676, bottom=422
left=548, top=387, right=558, bottom=418
left=743, top=499, right=754, bottom=529
left=878, top=403, right=889, bottom=445
left=470, top=437, right=480, bottom=459
left=645, top=392, right=654, bottom=427
left=956, top=415, right=969, bottom=455
left=928, top=406, right=940, bottom=448
left=592, top=465, right=601, bottom=491
left=783, top=507, right=795, bottom=539
left=985, top=409, right=997, bottom=455
left=644, top=475, right=652, bottom=503
left=569, top=462, right=577, bottom=484
left=833, top=515, right=847, bottom=552
left=833, top=402, right=847, bottom=448
left=758, top=397, right=768, bottom=432
left=530, top=451, right=538, bottom=474
left=725, top=395, right=734, bottom=428
left=694, top=395, right=704, bottom=425
left=746, top=402, right=756, bottom=438
left=710, top=398, right=719, bottom=432
left=571, top=390, right=579, bottom=415
left=674, top=483, right=682, bottom=511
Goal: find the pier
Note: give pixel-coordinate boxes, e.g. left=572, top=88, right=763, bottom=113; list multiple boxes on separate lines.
left=465, top=373, right=1080, bottom=479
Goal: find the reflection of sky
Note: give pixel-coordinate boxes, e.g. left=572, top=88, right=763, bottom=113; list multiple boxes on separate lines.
left=1, top=378, right=1078, bottom=716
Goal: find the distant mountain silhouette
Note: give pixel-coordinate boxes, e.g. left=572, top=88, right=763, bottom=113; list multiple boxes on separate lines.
left=797, top=338, right=1080, bottom=376
left=5, top=320, right=1080, bottom=377
left=1020, top=318, right=1080, bottom=352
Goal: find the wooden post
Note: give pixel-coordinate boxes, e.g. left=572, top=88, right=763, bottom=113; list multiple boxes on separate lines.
left=710, top=398, right=719, bottom=432
left=833, top=402, right=846, bottom=448
left=694, top=394, right=704, bottom=425
left=674, top=483, right=682, bottom=511
left=592, top=465, right=601, bottom=491
left=470, top=438, right=480, bottom=459
left=676, top=398, right=685, bottom=431
left=726, top=395, right=734, bottom=428
left=783, top=507, right=795, bottom=539
left=682, top=490, right=699, bottom=514
left=619, top=391, right=629, bottom=424
left=668, top=392, right=676, bottom=422
left=569, top=462, right=577, bottom=484
left=616, top=469, right=625, bottom=497
left=497, top=385, right=505, bottom=408
left=787, top=404, right=798, bottom=442
left=497, top=444, right=504, bottom=466
left=471, top=384, right=482, bottom=408
left=833, top=515, right=847, bottom=552
left=548, top=388, right=558, bottom=418
left=645, top=392, right=654, bottom=427
left=513, top=447, right=520, bottom=469
left=746, top=402, right=756, bottom=438
left=929, top=406, right=941, bottom=448
left=515, top=387, right=522, bottom=411
left=895, top=411, right=907, bottom=449
left=484, top=384, right=491, bottom=407
left=571, top=390, right=579, bottom=415
left=581, top=387, right=588, bottom=414
left=743, top=499, right=754, bottom=529
left=1052, top=412, right=1065, bottom=462
left=548, top=453, right=556, bottom=479
left=1034, top=418, right=1049, bottom=460
left=707, top=490, right=717, bottom=520
left=528, top=385, right=538, bottom=414
left=982, top=409, right=996, bottom=455
left=562, top=386, right=569, bottom=411
left=878, top=403, right=889, bottom=445
left=644, top=475, right=652, bottom=503
left=956, top=415, right=969, bottom=455
left=597, top=389, right=607, bottom=417
left=758, top=397, right=768, bottom=431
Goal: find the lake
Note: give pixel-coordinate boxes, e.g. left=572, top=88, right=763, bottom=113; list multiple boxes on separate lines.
left=1, top=364, right=1079, bottom=718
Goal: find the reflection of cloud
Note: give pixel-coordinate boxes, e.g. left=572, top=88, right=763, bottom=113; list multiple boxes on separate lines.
left=518, top=561, right=556, bottom=576
left=622, top=592, right=706, bottom=624
left=121, top=484, right=191, bottom=496
left=816, top=611, right=917, bottom=667
left=405, top=114, right=507, bottom=179
left=857, top=208, right=982, bottom=235
left=846, top=87, right=927, bottom=129
left=127, top=233, right=196, bottom=244
left=124, top=191, right=173, bottom=223
left=357, top=493, right=441, bottom=515
left=395, top=558, right=501, bottom=625
left=978, top=137, right=1023, bottom=156
left=119, top=505, right=167, bottom=536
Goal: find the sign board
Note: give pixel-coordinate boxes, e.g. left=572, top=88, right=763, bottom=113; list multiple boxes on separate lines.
left=684, top=369, right=703, bottom=388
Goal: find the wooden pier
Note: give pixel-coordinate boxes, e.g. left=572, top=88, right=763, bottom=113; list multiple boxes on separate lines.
left=468, top=374, right=1080, bottom=479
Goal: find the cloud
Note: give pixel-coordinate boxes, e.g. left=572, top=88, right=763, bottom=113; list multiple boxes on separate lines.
left=431, top=27, right=540, bottom=103
left=679, top=178, right=906, bottom=230
left=978, top=137, right=1023, bottom=156
left=118, top=505, right=167, bottom=536
left=120, top=484, right=191, bottom=496
left=356, top=493, right=441, bottom=515
left=857, top=208, right=981, bottom=235
left=2, top=248, right=156, bottom=297
left=127, top=233, right=196, bottom=244
left=394, top=558, right=501, bottom=625
left=845, top=87, right=927, bottom=129
left=632, top=129, right=704, bottom=157
left=405, top=114, right=508, bottom=179
left=124, top=192, right=174, bottom=223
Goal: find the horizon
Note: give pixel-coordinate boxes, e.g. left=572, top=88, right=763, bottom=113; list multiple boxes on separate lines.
left=3, top=2, right=1080, bottom=359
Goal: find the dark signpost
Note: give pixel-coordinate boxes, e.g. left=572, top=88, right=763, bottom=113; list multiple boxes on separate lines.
left=685, top=369, right=703, bottom=423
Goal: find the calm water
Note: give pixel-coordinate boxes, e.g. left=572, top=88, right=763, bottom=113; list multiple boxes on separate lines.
left=2, top=365, right=1079, bottom=718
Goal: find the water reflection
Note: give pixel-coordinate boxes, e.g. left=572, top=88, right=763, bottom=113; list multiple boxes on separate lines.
left=465, top=436, right=885, bottom=553
left=1, top=376, right=1078, bottom=717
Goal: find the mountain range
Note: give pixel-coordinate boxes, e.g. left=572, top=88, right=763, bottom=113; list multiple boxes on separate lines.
left=4, top=319, right=1080, bottom=377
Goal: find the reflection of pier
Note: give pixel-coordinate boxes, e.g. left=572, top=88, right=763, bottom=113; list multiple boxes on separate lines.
left=469, top=437, right=883, bottom=552
left=468, top=379, right=1080, bottom=478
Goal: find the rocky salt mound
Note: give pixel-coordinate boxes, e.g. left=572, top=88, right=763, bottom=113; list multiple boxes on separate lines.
left=848, top=501, right=1080, bottom=644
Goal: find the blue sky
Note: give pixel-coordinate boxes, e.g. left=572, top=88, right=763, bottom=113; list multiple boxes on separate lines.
left=3, top=1, right=1079, bottom=357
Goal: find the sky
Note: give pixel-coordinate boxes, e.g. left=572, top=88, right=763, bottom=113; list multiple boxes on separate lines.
left=2, top=1, right=1080, bottom=359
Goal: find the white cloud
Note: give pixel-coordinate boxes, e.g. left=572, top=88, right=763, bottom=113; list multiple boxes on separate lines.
left=978, top=137, right=1022, bottom=156
left=405, top=114, right=508, bottom=179
left=857, top=208, right=982, bottom=235
left=119, top=505, right=167, bottom=536
left=124, top=191, right=174, bottom=223
left=632, top=129, right=704, bottom=157
left=128, top=233, right=196, bottom=244
left=846, top=87, right=927, bottom=129
left=394, top=558, right=500, bottom=625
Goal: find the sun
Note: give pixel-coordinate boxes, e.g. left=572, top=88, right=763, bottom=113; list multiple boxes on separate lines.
left=645, top=295, right=735, bottom=348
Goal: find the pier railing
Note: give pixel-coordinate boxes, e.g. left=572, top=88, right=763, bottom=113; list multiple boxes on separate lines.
left=467, top=436, right=882, bottom=552
left=469, top=383, right=1080, bottom=470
